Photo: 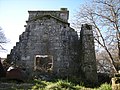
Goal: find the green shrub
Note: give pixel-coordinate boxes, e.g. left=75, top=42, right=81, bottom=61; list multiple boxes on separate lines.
left=98, top=83, right=112, bottom=90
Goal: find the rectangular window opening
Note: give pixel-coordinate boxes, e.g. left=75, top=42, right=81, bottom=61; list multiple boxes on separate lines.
left=34, top=55, right=53, bottom=72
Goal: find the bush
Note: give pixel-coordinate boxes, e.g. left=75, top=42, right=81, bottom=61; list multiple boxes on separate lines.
left=98, top=83, right=112, bottom=90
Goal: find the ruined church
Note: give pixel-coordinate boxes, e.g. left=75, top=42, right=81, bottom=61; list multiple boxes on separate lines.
left=7, top=8, right=98, bottom=83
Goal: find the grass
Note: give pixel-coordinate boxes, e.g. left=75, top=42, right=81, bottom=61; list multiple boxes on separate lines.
left=31, top=79, right=112, bottom=90
left=0, top=79, right=112, bottom=90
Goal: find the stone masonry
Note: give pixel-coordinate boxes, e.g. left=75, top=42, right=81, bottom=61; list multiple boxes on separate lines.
left=7, top=8, right=98, bottom=83
left=80, top=24, right=98, bottom=83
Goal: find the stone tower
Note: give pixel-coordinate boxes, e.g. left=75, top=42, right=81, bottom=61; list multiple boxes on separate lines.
left=7, top=8, right=98, bottom=83
left=80, top=24, right=98, bottom=83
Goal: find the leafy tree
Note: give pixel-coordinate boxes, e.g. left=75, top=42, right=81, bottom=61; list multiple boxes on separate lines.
left=73, top=0, right=120, bottom=72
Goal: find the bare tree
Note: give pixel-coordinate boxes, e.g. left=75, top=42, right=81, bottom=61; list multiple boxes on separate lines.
left=73, top=0, right=120, bottom=73
left=96, top=49, right=118, bottom=74
left=0, top=27, right=7, bottom=50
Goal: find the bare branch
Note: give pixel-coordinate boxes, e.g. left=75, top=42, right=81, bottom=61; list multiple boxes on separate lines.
left=73, top=0, right=120, bottom=73
left=0, top=27, right=7, bottom=51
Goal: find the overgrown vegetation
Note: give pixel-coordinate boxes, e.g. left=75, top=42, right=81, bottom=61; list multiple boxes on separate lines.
left=30, top=79, right=112, bottom=90
left=0, top=78, right=112, bottom=90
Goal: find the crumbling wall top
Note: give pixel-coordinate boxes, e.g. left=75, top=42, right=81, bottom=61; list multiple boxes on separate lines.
left=81, top=24, right=92, bottom=30
left=28, top=8, right=69, bottom=22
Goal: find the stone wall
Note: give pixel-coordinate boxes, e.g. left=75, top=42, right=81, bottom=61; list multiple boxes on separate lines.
left=7, top=8, right=78, bottom=78
left=7, top=8, right=97, bottom=83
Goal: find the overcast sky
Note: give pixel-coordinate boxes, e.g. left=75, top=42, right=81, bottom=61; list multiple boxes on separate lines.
left=0, top=0, right=88, bottom=58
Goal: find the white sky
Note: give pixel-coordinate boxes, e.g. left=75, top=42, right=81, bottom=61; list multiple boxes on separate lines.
left=0, top=0, right=87, bottom=58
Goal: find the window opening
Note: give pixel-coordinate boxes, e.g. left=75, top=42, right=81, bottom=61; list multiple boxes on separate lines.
left=34, top=55, right=53, bottom=72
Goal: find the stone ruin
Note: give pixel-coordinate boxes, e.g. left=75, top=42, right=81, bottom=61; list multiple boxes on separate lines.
left=7, top=8, right=98, bottom=83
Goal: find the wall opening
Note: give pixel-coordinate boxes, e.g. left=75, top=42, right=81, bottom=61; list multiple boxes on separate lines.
left=34, top=55, right=53, bottom=72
